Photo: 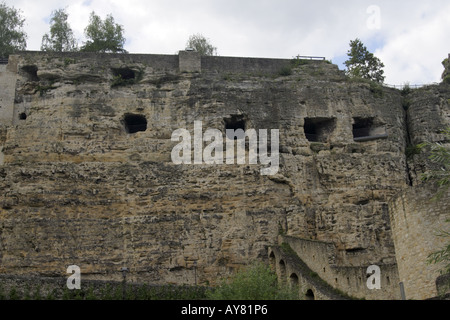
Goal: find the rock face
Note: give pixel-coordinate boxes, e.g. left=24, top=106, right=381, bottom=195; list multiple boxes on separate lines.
left=0, top=51, right=449, bottom=292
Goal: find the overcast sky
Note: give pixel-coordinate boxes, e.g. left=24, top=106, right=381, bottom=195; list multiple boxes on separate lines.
left=4, top=0, right=450, bottom=85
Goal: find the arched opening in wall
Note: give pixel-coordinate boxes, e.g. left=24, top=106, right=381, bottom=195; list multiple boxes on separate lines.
left=352, top=117, right=387, bottom=142
left=19, top=112, right=27, bottom=120
left=123, top=114, right=147, bottom=134
left=305, top=289, right=315, bottom=300
left=224, top=115, right=246, bottom=140
left=304, top=117, right=336, bottom=143
left=289, top=273, right=299, bottom=291
left=269, top=251, right=276, bottom=271
left=278, top=260, right=287, bottom=286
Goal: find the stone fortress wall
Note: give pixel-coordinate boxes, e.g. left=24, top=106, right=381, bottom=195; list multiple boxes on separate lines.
left=389, top=185, right=450, bottom=300
left=0, top=51, right=448, bottom=299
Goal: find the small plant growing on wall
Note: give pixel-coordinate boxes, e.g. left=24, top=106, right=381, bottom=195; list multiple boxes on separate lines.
left=111, top=67, right=143, bottom=88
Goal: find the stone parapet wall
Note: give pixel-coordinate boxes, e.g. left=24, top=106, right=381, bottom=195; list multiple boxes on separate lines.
left=389, top=183, right=449, bottom=300
left=281, top=236, right=401, bottom=300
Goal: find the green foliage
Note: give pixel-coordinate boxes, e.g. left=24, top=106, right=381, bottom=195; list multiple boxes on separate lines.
left=0, top=284, right=5, bottom=300
left=41, top=8, right=78, bottom=52
left=291, top=56, right=311, bottom=67
left=34, top=83, right=57, bottom=96
left=427, top=226, right=450, bottom=275
left=9, top=287, right=20, bottom=300
left=81, top=12, right=127, bottom=53
left=419, top=128, right=450, bottom=275
left=64, top=57, right=76, bottom=67
left=344, top=38, right=385, bottom=84
left=0, top=282, right=207, bottom=300
left=185, top=34, right=217, bottom=56
left=419, top=127, right=450, bottom=192
left=406, top=144, right=422, bottom=158
left=85, top=286, right=98, bottom=300
left=401, top=83, right=412, bottom=96
left=402, top=98, right=411, bottom=111
left=206, top=262, right=297, bottom=300
left=0, top=2, right=27, bottom=57
left=443, top=75, right=450, bottom=85
left=32, top=285, right=42, bottom=300
left=23, top=285, right=32, bottom=300
left=111, top=68, right=143, bottom=88
left=278, top=65, right=293, bottom=76
left=111, top=74, right=129, bottom=87
left=370, top=81, right=384, bottom=98
left=45, top=288, right=57, bottom=300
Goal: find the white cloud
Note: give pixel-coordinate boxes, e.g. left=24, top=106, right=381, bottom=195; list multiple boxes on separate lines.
left=375, top=3, right=450, bottom=84
left=3, top=0, right=449, bottom=84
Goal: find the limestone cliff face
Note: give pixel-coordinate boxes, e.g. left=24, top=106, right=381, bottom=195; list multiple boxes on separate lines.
left=0, top=51, right=448, bottom=286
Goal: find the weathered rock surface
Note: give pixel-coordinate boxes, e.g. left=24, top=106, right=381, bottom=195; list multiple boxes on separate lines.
left=0, top=51, right=448, bottom=288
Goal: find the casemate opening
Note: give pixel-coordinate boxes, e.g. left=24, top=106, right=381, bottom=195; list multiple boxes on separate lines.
left=123, top=114, right=147, bottom=134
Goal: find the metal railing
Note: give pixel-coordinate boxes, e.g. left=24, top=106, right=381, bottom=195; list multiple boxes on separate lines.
left=0, top=57, right=8, bottom=65
left=384, top=83, right=439, bottom=90
left=293, top=55, right=326, bottom=61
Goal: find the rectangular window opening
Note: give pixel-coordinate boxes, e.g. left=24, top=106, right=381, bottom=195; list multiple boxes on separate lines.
left=304, top=118, right=336, bottom=143
left=353, top=117, right=388, bottom=142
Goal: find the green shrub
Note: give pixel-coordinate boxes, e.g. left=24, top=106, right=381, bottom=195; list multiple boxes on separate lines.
left=369, top=81, right=383, bottom=98
left=9, top=287, right=20, bottom=300
left=85, top=286, right=98, bottom=300
left=443, top=75, right=450, bottom=85
left=291, top=56, right=311, bottom=67
left=32, top=285, right=42, bottom=300
left=278, top=66, right=293, bottom=77
left=406, top=144, right=422, bottom=158
left=206, top=262, right=297, bottom=300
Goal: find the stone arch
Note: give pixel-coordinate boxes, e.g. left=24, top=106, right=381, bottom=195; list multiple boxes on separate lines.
left=289, top=273, right=299, bottom=290
left=268, top=250, right=276, bottom=271
left=278, top=259, right=287, bottom=285
left=305, top=289, right=315, bottom=300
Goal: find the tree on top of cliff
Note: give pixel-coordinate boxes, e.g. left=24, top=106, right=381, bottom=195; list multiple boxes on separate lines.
left=0, top=2, right=27, bottom=57
left=185, top=34, right=218, bottom=56
left=344, top=38, right=385, bottom=84
left=81, top=12, right=127, bottom=53
left=41, top=8, right=78, bottom=52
